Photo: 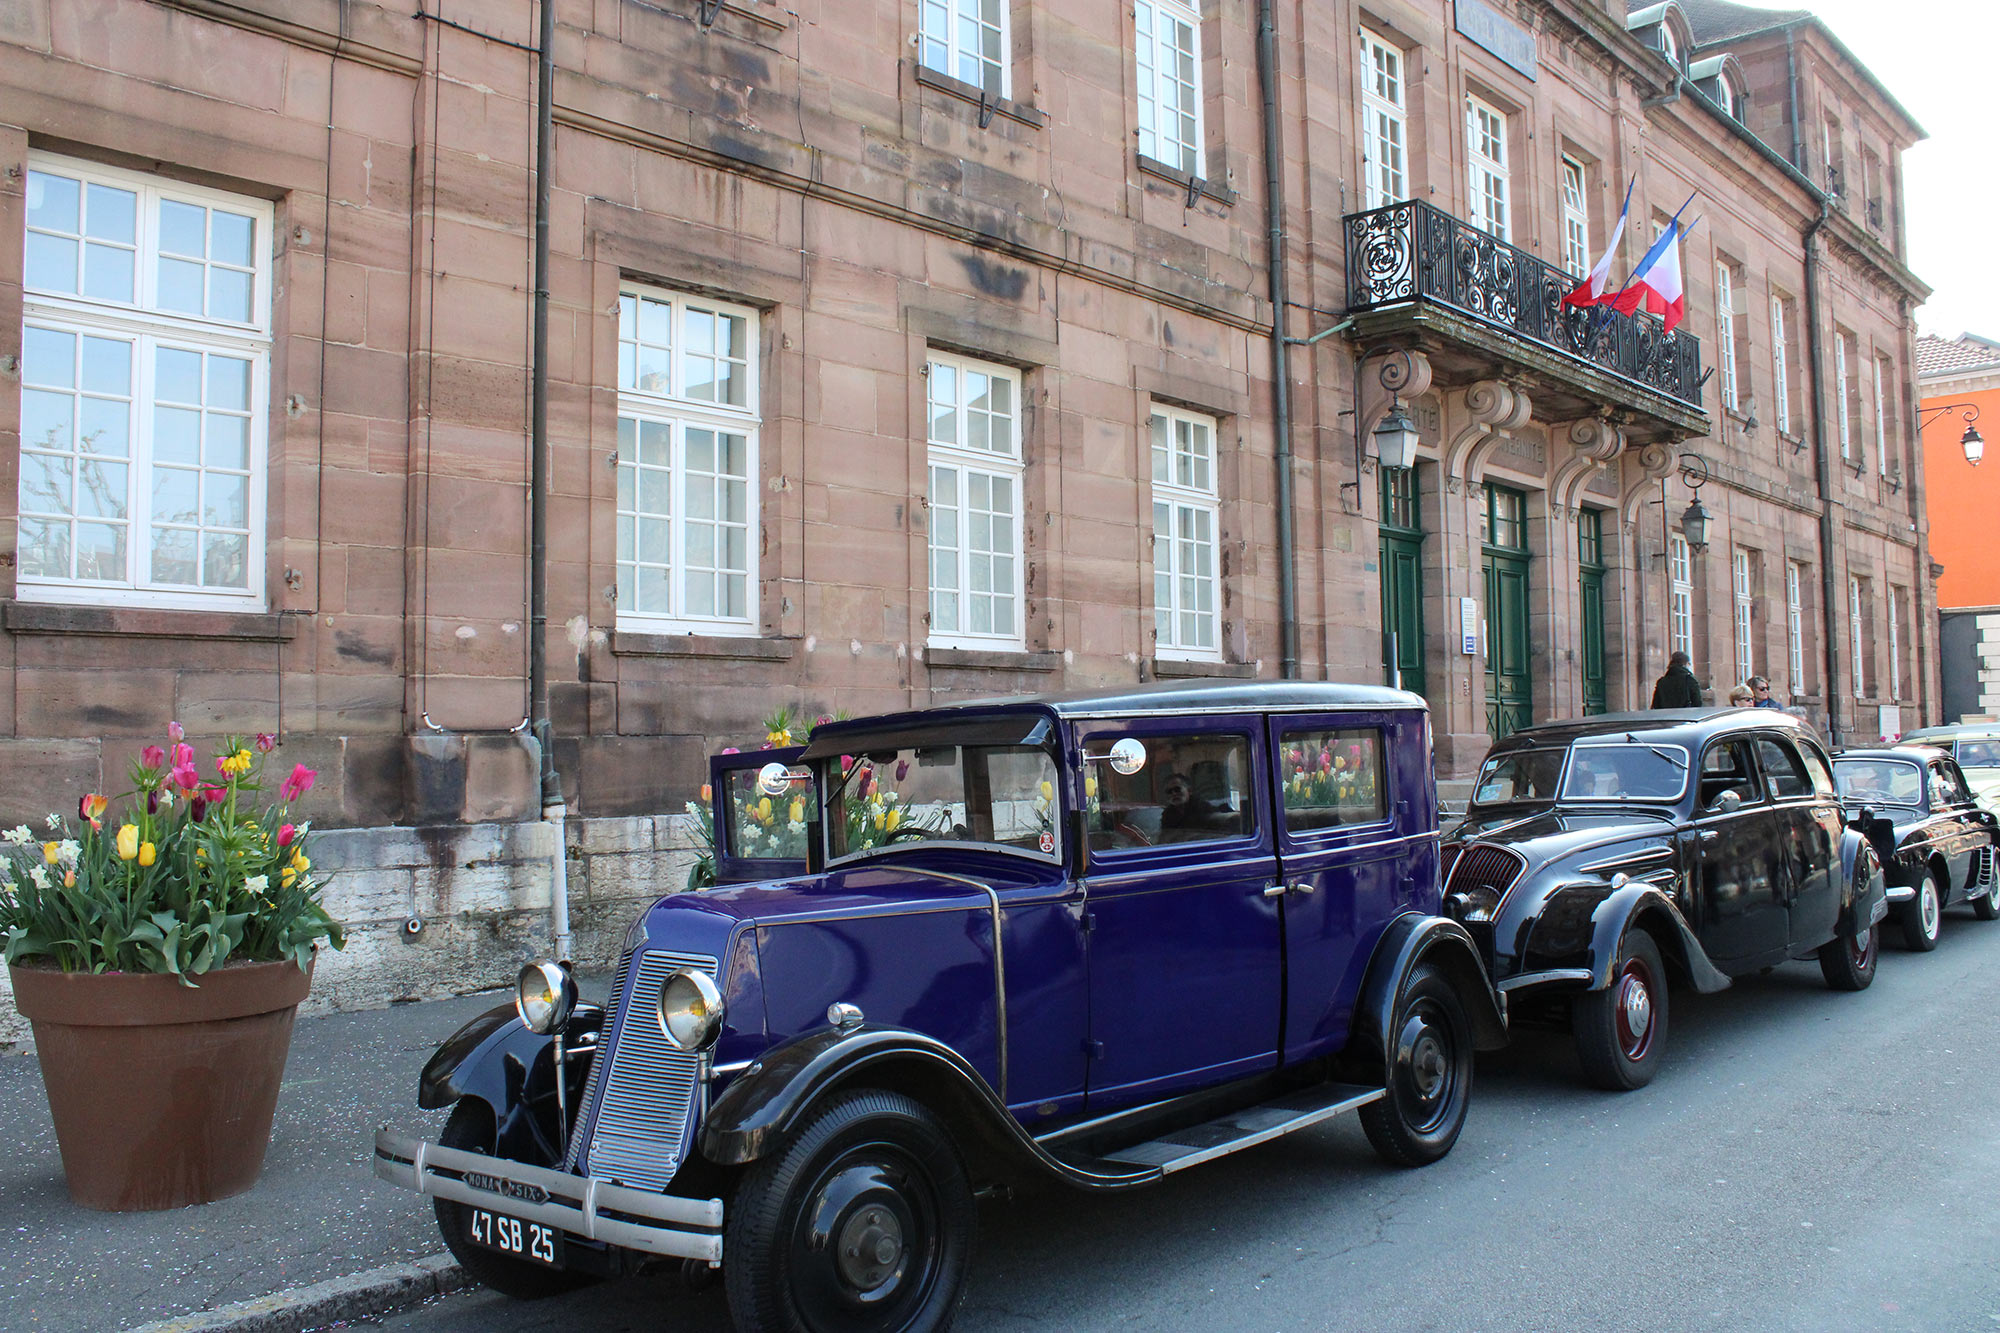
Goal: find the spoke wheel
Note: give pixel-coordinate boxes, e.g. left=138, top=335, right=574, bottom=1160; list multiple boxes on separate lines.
left=1900, top=872, right=1943, bottom=952
left=1574, top=930, right=1668, bottom=1092
left=726, top=1090, right=972, bottom=1333
left=1359, top=962, right=1473, bottom=1167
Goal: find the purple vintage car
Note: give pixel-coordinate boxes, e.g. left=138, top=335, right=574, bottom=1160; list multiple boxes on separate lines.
left=375, top=680, right=1505, bottom=1332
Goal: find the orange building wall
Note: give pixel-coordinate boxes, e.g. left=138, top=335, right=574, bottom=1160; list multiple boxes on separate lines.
left=1921, top=384, right=2000, bottom=609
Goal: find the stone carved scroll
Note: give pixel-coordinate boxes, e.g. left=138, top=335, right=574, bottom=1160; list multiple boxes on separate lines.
left=1356, top=348, right=1434, bottom=444
left=1548, top=417, right=1628, bottom=520
left=1444, top=380, right=1534, bottom=488
left=1619, top=442, right=1677, bottom=527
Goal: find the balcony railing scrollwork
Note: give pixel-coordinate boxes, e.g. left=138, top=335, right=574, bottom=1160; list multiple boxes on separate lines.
left=1344, top=200, right=1705, bottom=410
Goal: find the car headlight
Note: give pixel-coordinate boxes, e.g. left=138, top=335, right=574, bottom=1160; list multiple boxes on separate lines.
left=1447, top=885, right=1501, bottom=923
left=516, top=960, right=578, bottom=1035
left=657, top=969, right=724, bottom=1052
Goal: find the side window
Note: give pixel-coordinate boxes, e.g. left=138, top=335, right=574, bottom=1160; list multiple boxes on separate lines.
left=724, top=765, right=811, bottom=861
left=1756, top=737, right=1813, bottom=801
left=1931, top=762, right=1972, bottom=807
left=1798, top=743, right=1838, bottom=799
left=1084, top=731, right=1254, bottom=851
left=1955, top=740, right=2000, bottom=769
left=1278, top=728, right=1388, bottom=832
left=1698, top=739, right=1759, bottom=809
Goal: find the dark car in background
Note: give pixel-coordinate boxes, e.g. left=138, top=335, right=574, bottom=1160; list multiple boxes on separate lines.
left=375, top=682, right=1504, bottom=1333
left=1440, top=709, right=1886, bottom=1091
left=1833, top=746, right=2000, bottom=950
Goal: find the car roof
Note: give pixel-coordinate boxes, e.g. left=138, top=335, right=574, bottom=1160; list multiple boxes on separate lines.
left=1485, top=707, right=1820, bottom=753
left=1836, top=746, right=1949, bottom=763
left=1901, top=723, right=2000, bottom=743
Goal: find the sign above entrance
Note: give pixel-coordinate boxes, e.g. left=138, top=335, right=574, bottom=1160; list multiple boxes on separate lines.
left=1455, top=0, right=1538, bottom=81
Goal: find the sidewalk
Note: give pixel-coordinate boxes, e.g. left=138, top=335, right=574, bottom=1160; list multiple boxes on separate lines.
left=2, top=976, right=608, bottom=1333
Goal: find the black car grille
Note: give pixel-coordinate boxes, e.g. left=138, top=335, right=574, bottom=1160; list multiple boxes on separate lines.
left=1446, top=843, right=1526, bottom=902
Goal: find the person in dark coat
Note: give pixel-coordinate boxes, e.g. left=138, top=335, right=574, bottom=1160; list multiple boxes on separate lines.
left=1650, top=651, right=1704, bottom=708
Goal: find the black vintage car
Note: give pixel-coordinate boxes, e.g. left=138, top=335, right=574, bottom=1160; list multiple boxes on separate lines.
left=1832, top=746, right=2000, bottom=950
left=1441, top=709, right=1887, bottom=1091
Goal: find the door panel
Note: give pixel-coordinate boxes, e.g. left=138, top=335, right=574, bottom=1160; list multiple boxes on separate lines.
left=1693, top=739, right=1788, bottom=964
left=1485, top=554, right=1531, bottom=740
left=1077, top=718, right=1280, bottom=1109
left=1381, top=534, right=1426, bottom=698
left=1580, top=567, right=1607, bottom=714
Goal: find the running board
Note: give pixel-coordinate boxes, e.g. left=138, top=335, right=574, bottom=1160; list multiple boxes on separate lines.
left=1049, top=1082, right=1384, bottom=1178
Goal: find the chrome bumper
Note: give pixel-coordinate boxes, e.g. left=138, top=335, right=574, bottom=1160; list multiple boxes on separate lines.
left=1886, top=883, right=1916, bottom=904
left=373, top=1128, right=724, bottom=1264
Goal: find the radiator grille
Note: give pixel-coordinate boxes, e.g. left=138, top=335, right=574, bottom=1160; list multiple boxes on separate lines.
left=1446, top=843, right=1526, bottom=902
left=577, top=950, right=717, bottom=1192
left=562, top=949, right=632, bottom=1172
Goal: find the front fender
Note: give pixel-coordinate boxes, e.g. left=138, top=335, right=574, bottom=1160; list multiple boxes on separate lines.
left=1346, top=914, right=1508, bottom=1069
left=1586, top=884, right=1730, bottom=994
left=1838, top=834, right=1888, bottom=935
left=417, top=1001, right=602, bottom=1165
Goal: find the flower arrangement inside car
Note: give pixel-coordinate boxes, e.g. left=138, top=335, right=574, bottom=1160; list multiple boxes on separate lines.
left=373, top=681, right=1506, bottom=1333
left=0, top=724, right=343, bottom=1211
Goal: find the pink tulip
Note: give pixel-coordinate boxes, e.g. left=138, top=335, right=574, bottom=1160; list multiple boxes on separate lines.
left=168, top=721, right=184, bottom=742
left=720, top=746, right=739, bottom=755
left=200, top=784, right=226, bottom=804
left=141, top=745, right=165, bottom=770
left=277, top=823, right=296, bottom=848
left=171, top=743, right=194, bottom=769
left=171, top=762, right=200, bottom=793
left=256, top=732, right=276, bottom=753
left=281, top=764, right=317, bottom=802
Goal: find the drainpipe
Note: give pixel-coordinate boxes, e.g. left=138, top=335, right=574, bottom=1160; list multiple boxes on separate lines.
left=1802, top=198, right=1841, bottom=746
left=527, top=0, right=571, bottom=962
left=1786, top=28, right=1804, bottom=171
left=1256, top=0, right=1298, bottom=679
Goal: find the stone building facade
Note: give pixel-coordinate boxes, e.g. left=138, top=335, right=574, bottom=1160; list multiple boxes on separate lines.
left=0, top=0, right=1933, bottom=1037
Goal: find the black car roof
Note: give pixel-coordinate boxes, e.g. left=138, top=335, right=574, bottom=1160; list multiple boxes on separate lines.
left=1486, top=707, right=1822, bottom=753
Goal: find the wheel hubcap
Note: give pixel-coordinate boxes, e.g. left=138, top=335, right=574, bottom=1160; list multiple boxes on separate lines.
left=1851, top=923, right=1876, bottom=969
left=792, top=1153, right=940, bottom=1326
left=1923, top=883, right=1940, bottom=937
left=1614, top=959, right=1656, bottom=1061
left=834, top=1203, right=905, bottom=1292
left=1393, top=1002, right=1459, bottom=1134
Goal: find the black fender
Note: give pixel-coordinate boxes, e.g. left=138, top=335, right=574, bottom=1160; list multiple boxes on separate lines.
left=699, top=1024, right=1160, bottom=1191
left=1345, top=914, right=1508, bottom=1071
left=416, top=1001, right=602, bottom=1165
left=1837, top=833, right=1889, bottom=936
left=1586, top=884, right=1730, bottom=994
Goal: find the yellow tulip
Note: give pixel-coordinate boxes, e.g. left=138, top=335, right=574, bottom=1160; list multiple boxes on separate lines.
left=789, top=798, right=804, bottom=824
left=282, top=866, right=296, bottom=887
left=758, top=797, right=772, bottom=821
left=116, top=824, right=139, bottom=860
left=885, top=808, right=901, bottom=833
left=42, top=841, right=59, bottom=863
left=138, top=842, right=156, bottom=867
left=1039, top=780, right=1054, bottom=801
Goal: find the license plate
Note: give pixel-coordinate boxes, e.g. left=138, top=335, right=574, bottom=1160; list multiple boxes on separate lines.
left=468, top=1207, right=564, bottom=1268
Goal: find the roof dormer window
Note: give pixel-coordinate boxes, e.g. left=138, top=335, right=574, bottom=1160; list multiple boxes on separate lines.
left=1659, top=23, right=1681, bottom=70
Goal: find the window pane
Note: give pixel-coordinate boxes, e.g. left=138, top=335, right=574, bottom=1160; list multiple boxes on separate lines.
left=25, top=233, right=79, bottom=294
left=204, top=471, right=247, bottom=527
left=155, top=407, right=201, bottom=466
left=21, top=453, right=73, bottom=514
left=75, top=521, right=126, bottom=581
left=208, top=267, right=253, bottom=323
left=24, top=326, right=76, bottom=388
left=84, top=244, right=135, bottom=304
left=210, top=210, right=254, bottom=266
left=201, top=532, right=247, bottom=588
left=204, top=414, right=249, bottom=470
left=1086, top=731, right=1255, bottom=851
left=159, top=200, right=206, bottom=257
left=1281, top=729, right=1388, bottom=830
left=76, top=461, right=128, bottom=519
left=19, top=517, right=70, bottom=579
left=156, top=347, right=202, bottom=403
left=158, top=257, right=205, bottom=314
left=153, top=467, right=199, bottom=524
left=27, top=170, right=79, bottom=233
left=80, top=335, right=132, bottom=395
left=21, top=390, right=75, bottom=452
left=207, top=355, right=250, bottom=411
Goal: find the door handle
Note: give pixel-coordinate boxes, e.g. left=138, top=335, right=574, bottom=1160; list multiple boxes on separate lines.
left=1263, top=881, right=1315, bottom=898
left=1263, top=882, right=1288, bottom=898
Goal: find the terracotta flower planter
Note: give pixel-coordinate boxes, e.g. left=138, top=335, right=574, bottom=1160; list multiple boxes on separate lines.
left=10, top=957, right=314, bottom=1211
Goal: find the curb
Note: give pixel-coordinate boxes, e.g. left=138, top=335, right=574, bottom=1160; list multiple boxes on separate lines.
left=125, top=1254, right=469, bottom=1333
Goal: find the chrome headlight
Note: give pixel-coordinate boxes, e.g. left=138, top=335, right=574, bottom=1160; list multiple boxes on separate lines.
left=657, top=968, right=724, bottom=1052
left=1446, top=885, right=1502, bottom=923
left=515, top=960, right=578, bottom=1035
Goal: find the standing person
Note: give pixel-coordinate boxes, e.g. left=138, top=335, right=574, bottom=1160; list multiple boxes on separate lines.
left=1748, top=675, right=1783, bottom=709
left=1650, top=651, right=1704, bottom=708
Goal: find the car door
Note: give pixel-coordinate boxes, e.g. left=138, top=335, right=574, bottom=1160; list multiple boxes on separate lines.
left=1266, top=713, right=1430, bottom=1065
left=1076, top=717, right=1281, bottom=1108
left=1756, top=734, right=1840, bottom=949
left=1929, top=759, right=1985, bottom=893
left=1690, top=737, right=1789, bottom=966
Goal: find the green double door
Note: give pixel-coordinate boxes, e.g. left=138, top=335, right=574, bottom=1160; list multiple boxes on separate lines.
left=1578, top=509, right=1608, bottom=715
left=1379, top=467, right=1426, bottom=699
left=1481, top=484, right=1531, bottom=741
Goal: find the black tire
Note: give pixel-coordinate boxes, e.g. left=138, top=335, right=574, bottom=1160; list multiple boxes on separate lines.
left=1899, top=869, right=1944, bottom=952
left=724, top=1089, right=974, bottom=1333
left=1973, top=851, right=2000, bottom=921
left=1572, top=930, right=1667, bottom=1092
left=1359, top=962, right=1474, bottom=1167
left=1818, top=917, right=1880, bottom=991
left=433, top=1100, right=596, bottom=1300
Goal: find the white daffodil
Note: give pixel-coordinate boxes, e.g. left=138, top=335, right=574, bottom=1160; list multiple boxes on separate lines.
left=2, top=825, right=32, bottom=845
left=28, top=863, right=51, bottom=890
left=245, top=874, right=269, bottom=894
left=56, top=839, right=82, bottom=868
left=45, top=813, right=62, bottom=832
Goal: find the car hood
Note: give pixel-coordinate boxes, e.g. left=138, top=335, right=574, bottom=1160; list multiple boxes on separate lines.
left=1451, top=807, right=1678, bottom=875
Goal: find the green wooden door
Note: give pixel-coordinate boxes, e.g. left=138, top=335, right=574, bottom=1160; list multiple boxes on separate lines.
left=1579, top=508, right=1608, bottom=715
left=1482, top=484, right=1532, bottom=741
left=1379, top=467, right=1426, bottom=698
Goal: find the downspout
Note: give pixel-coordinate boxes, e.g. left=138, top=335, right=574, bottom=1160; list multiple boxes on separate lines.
left=1802, top=198, right=1841, bottom=746
left=1257, top=0, right=1298, bottom=679
left=527, top=0, right=571, bottom=962
left=1786, top=28, right=1804, bottom=171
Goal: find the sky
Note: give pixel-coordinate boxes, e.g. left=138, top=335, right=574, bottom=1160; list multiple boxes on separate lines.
left=1773, top=0, right=2000, bottom=338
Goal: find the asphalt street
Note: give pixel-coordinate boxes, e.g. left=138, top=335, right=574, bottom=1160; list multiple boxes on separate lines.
left=365, top=909, right=2000, bottom=1333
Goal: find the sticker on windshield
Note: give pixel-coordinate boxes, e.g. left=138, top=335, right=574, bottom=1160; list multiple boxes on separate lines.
left=1038, top=831, right=1055, bottom=854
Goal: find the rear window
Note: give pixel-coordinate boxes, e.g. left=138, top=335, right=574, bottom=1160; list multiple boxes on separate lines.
left=1278, top=728, right=1388, bottom=832
left=1956, top=740, right=2000, bottom=769
left=1472, top=748, right=1564, bottom=806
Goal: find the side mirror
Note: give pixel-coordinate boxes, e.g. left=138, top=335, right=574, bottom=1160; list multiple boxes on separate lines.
left=1087, top=737, right=1147, bottom=776
left=1706, top=788, right=1743, bottom=815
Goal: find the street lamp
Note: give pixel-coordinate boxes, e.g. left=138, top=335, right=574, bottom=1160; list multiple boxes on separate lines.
left=1917, top=401, right=1984, bottom=466
left=1677, top=451, right=1713, bottom=551
left=1372, top=401, right=1422, bottom=470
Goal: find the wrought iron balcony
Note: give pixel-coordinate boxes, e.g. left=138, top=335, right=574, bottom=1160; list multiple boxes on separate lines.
left=1343, top=200, right=1706, bottom=418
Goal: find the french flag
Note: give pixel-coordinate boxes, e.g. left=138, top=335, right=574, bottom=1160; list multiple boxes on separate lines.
left=1610, top=212, right=1690, bottom=332
left=1563, top=180, right=1630, bottom=309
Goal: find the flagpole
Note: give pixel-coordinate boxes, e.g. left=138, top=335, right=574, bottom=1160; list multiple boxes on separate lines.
left=1590, top=188, right=1699, bottom=339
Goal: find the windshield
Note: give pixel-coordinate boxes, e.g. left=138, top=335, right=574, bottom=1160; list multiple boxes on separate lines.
left=1471, top=749, right=1565, bottom=807
left=1556, top=742, right=1691, bottom=803
left=827, top=742, right=1062, bottom=864
left=1833, top=758, right=1923, bottom=806
left=1953, top=739, right=2000, bottom=770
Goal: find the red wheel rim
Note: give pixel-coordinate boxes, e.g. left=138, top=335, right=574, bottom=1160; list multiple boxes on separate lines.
left=1613, top=957, right=1657, bottom=1062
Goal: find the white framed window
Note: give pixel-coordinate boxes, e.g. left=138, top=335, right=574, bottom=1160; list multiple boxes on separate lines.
left=1874, top=356, right=1892, bottom=478
left=1716, top=263, right=1739, bottom=411
left=1888, top=584, right=1903, bottom=700
left=1359, top=28, right=1408, bottom=210
left=1835, top=330, right=1853, bottom=461
left=920, top=0, right=1008, bottom=99
left=1771, top=294, right=1792, bottom=434
left=1733, top=548, right=1755, bottom=685
left=615, top=284, right=760, bottom=632
left=20, top=153, right=272, bottom=611
left=1136, top=0, right=1203, bottom=176
left=1786, top=561, right=1805, bottom=694
left=1849, top=573, right=1867, bottom=698
left=1669, top=534, right=1693, bottom=660
left=1559, top=157, right=1590, bottom=279
left=927, top=352, right=1023, bottom=648
left=1150, top=406, right=1220, bottom=660
left=1466, top=96, right=1510, bottom=241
